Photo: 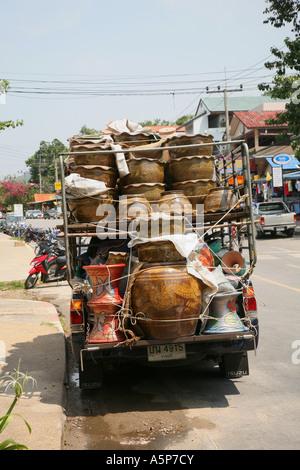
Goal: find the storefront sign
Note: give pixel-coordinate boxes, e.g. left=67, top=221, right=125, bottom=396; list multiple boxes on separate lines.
left=272, top=153, right=292, bottom=166
left=272, top=166, right=283, bottom=187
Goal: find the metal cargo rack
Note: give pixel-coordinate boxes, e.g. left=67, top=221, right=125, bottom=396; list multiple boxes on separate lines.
left=57, top=139, right=258, bottom=363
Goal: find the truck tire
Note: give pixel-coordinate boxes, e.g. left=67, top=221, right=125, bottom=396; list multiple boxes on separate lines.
left=285, top=229, right=295, bottom=237
left=25, top=273, right=39, bottom=289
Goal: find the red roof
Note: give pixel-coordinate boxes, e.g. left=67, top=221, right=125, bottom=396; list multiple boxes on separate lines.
left=233, top=111, right=287, bottom=129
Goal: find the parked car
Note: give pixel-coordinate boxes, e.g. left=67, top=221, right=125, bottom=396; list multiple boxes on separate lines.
left=44, top=209, right=59, bottom=219
left=254, top=201, right=296, bottom=237
left=31, top=210, right=44, bottom=219
left=25, top=210, right=35, bottom=219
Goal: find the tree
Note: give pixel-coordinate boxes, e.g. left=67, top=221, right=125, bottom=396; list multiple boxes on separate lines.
left=79, top=125, right=101, bottom=135
left=0, top=80, right=23, bottom=132
left=258, top=0, right=300, bottom=159
left=139, top=115, right=194, bottom=128
left=0, top=178, right=38, bottom=206
left=25, top=139, right=68, bottom=193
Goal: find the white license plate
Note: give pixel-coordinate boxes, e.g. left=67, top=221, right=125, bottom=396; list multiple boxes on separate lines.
left=147, top=343, right=186, bottom=362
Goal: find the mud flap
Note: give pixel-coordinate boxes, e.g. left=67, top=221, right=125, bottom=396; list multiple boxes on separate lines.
left=219, top=352, right=249, bottom=378
left=79, top=355, right=104, bottom=389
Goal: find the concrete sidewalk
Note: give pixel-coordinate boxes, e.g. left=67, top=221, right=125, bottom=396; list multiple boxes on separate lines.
left=0, top=233, right=68, bottom=450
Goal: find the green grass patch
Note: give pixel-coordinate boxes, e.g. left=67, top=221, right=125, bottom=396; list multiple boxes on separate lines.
left=0, top=280, right=25, bottom=291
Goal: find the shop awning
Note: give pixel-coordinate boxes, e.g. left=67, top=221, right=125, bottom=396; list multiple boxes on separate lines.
left=283, top=171, right=300, bottom=179
left=266, top=157, right=300, bottom=170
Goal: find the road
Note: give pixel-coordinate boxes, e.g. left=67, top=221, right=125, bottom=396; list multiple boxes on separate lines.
left=61, top=231, right=300, bottom=451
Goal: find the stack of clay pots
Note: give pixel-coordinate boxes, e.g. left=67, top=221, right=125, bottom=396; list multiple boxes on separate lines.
left=164, top=134, right=217, bottom=211
left=67, top=135, right=118, bottom=223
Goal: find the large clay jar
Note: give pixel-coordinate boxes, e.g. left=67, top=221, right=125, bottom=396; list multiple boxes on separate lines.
left=163, top=134, right=213, bottom=158
left=171, top=179, right=216, bottom=209
left=137, top=241, right=185, bottom=263
left=204, top=186, right=237, bottom=213
left=119, top=158, right=164, bottom=186
left=202, top=291, right=248, bottom=334
left=168, top=155, right=215, bottom=182
left=117, top=195, right=152, bottom=220
left=68, top=191, right=116, bottom=223
left=69, top=165, right=117, bottom=187
left=83, top=264, right=126, bottom=304
left=87, top=302, right=125, bottom=343
left=158, top=191, right=193, bottom=215
left=120, top=182, right=165, bottom=202
left=71, top=144, right=116, bottom=167
left=131, top=262, right=202, bottom=339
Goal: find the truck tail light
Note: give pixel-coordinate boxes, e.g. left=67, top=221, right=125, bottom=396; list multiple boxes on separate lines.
left=260, top=216, right=265, bottom=226
left=70, top=297, right=83, bottom=325
left=243, top=284, right=257, bottom=319
left=294, top=214, right=297, bottom=224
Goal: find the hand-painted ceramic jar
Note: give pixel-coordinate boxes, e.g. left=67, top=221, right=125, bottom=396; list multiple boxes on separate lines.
left=202, top=291, right=248, bottom=334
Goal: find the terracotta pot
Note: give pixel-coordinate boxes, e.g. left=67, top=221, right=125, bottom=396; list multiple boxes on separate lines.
left=171, top=179, right=216, bottom=209
left=131, top=262, right=202, bottom=339
left=68, top=191, right=116, bottom=223
left=87, top=302, right=125, bottom=343
left=196, top=242, right=214, bottom=271
left=221, top=251, right=246, bottom=276
left=137, top=240, right=185, bottom=263
left=202, top=291, right=248, bottom=334
left=158, top=191, right=193, bottom=215
left=163, top=134, right=213, bottom=158
left=117, top=195, right=152, bottom=220
left=204, top=186, right=237, bottom=213
left=169, top=155, right=215, bottom=182
left=83, top=264, right=126, bottom=304
left=127, top=140, right=164, bottom=159
left=113, top=132, right=156, bottom=146
left=70, top=165, right=117, bottom=187
left=72, top=144, right=116, bottom=167
left=119, top=158, right=164, bottom=186
left=120, top=182, right=165, bottom=201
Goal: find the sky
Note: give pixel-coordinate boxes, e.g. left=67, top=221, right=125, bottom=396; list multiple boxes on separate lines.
left=0, top=0, right=292, bottom=180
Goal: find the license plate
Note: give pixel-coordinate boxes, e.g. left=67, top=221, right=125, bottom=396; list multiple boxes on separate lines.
left=147, top=343, right=186, bottom=362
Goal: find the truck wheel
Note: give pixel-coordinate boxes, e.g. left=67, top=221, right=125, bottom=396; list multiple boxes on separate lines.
left=25, top=273, right=39, bottom=289
left=285, top=229, right=295, bottom=237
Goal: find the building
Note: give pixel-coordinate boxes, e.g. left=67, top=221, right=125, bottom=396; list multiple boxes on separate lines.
left=183, top=96, right=287, bottom=145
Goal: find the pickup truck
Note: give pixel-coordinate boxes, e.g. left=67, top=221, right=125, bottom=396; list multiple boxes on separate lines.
left=254, top=201, right=297, bottom=237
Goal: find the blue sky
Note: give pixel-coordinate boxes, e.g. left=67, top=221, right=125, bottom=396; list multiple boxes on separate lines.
left=0, top=0, right=292, bottom=179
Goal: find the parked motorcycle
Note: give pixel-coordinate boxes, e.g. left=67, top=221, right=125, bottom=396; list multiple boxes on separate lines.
left=24, top=240, right=67, bottom=289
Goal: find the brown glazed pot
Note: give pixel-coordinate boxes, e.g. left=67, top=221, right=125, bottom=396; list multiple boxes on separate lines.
left=158, top=191, right=193, bottom=215
left=204, top=186, right=237, bottom=213
left=134, top=214, right=185, bottom=238
left=68, top=191, right=116, bottom=222
left=137, top=241, right=185, bottom=263
left=171, top=179, right=216, bottom=209
left=163, top=134, right=213, bottom=158
left=168, top=155, right=215, bottom=182
left=119, top=158, right=165, bottom=186
left=120, top=182, right=165, bottom=202
left=131, top=262, right=202, bottom=339
left=72, top=144, right=116, bottom=167
left=70, top=165, right=117, bottom=187
left=117, top=195, right=152, bottom=219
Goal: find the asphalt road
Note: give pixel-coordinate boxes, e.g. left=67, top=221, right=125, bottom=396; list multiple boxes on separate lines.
left=61, top=232, right=300, bottom=451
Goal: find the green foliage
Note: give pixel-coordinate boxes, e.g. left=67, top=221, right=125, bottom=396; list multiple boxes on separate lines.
left=25, top=139, right=68, bottom=193
left=139, top=115, right=194, bottom=128
left=259, top=0, right=300, bottom=159
left=79, top=125, right=101, bottom=135
left=0, top=359, right=36, bottom=450
left=0, top=80, right=23, bottom=133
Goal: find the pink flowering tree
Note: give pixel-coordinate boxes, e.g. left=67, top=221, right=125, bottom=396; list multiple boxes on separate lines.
left=1, top=178, right=38, bottom=206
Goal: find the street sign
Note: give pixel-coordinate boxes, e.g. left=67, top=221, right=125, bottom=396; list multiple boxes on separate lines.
left=272, top=166, right=283, bottom=187
left=55, top=182, right=61, bottom=191
left=14, top=204, right=23, bottom=217
left=272, top=153, right=292, bottom=166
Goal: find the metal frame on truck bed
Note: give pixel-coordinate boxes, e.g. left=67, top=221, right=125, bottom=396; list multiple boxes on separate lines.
left=58, top=140, right=259, bottom=389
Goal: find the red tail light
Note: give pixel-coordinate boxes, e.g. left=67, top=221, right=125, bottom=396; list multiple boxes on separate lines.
left=294, top=214, right=297, bottom=224
left=260, top=216, right=265, bottom=226
left=243, top=284, right=257, bottom=317
left=70, top=298, right=83, bottom=324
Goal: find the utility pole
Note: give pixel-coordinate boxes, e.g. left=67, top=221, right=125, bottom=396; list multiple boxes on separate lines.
left=54, top=155, right=58, bottom=183
left=206, top=69, right=243, bottom=141
left=38, top=152, right=42, bottom=193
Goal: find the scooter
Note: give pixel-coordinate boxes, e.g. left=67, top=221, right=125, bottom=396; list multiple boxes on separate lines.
left=24, top=241, right=67, bottom=289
